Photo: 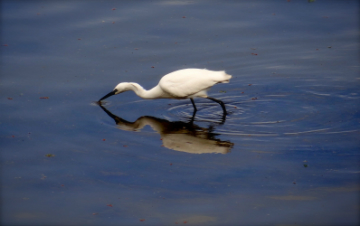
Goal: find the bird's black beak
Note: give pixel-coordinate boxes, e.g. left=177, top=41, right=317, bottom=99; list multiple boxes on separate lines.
left=99, top=90, right=116, bottom=102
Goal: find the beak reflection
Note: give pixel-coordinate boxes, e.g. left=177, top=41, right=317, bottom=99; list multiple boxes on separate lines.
left=98, top=105, right=234, bottom=154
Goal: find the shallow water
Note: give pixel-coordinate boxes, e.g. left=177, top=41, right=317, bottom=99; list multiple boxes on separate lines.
left=1, top=0, right=359, bottom=225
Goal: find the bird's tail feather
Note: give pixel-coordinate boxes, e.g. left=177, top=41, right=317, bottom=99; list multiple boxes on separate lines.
left=221, top=72, right=232, bottom=83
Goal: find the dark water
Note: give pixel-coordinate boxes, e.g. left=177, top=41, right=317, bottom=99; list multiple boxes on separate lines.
left=1, top=0, right=359, bottom=225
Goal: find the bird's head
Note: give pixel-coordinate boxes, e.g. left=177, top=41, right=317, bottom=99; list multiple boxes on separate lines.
left=98, top=82, right=132, bottom=102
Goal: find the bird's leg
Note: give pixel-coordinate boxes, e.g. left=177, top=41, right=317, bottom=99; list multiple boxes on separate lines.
left=207, top=97, right=227, bottom=115
left=189, top=98, right=197, bottom=124
left=190, top=98, right=197, bottom=112
left=189, top=110, right=197, bottom=124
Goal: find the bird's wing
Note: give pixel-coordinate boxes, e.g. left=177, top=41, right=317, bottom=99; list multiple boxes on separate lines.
left=159, top=69, right=231, bottom=98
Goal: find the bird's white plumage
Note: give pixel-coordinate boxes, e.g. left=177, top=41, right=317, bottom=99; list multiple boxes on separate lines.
left=159, top=68, right=231, bottom=98
left=99, top=68, right=232, bottom=114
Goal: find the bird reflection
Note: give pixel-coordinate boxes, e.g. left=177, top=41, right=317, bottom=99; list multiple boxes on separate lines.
left=99, top=105, right=234, bottom=154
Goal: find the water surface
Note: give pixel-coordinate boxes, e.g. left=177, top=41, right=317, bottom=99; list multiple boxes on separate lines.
left=1, top=0, right=359, bottom=225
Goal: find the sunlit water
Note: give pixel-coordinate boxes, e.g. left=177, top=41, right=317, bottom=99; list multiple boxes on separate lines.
left=1, top=1, right=359, bottom=225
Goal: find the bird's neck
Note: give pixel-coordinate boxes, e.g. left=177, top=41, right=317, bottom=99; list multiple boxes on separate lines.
left=128, top=83, right=169, bottom=99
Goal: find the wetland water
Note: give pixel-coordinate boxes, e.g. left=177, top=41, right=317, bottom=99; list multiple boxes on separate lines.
left=1, top=0, right=359, bottom=225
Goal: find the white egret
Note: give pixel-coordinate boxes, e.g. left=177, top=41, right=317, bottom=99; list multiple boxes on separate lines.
left=99, top=68, right=232, bottom=114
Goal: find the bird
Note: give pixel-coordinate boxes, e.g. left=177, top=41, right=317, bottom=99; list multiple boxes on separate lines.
left=98, top=68, right=232, bottom=114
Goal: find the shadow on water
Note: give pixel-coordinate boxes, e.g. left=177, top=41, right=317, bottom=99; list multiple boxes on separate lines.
left=98, top=105, right=234, bottom=154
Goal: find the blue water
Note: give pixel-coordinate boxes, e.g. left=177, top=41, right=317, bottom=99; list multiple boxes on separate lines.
left=1, top=0, right=359, bottom=225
